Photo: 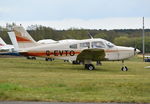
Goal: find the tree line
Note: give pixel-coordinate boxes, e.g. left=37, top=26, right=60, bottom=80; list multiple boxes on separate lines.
left=0, top=24, right=150, bottom=53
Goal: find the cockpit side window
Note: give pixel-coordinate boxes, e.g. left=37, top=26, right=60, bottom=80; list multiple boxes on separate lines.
left=70, top=44, right=77, bottom=49
left=106, top=42, right=115, bottom=48
left=80, top=42, right=90, bottom=48
left=92, top=41, right=105, bottom=48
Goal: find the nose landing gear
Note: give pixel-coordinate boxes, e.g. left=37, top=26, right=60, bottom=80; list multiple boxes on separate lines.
left=121, top=66, right=128, bottom=71
left=121, top=60, right=128, bottom=71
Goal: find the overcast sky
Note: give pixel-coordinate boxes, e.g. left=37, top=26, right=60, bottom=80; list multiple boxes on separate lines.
left=0, top=0, right=150, bottom=29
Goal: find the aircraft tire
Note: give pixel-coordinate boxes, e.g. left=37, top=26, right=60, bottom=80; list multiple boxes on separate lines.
left=45, top=58, right=53, bottom=61
left=48, top=58, right=52, bottom=61
left=86, top=64, right=95, bottom=70
left=72, top=60, right=81, bottom=64
left=121, top=66, right=128, bottom=71
left=26, top=56, right=30, bottom=59
left=32, top=57, right=36, bottom=60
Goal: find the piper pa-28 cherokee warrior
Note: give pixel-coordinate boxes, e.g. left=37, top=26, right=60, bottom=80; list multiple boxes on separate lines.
left=8, top=26, right=140, bottom=71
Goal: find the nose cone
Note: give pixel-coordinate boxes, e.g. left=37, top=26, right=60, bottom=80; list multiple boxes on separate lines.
left=135, top=48, right=140, bottom=54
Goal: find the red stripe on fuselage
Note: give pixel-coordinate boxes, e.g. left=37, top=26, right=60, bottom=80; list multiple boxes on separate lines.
left=20, top=51, right=81, bottom=57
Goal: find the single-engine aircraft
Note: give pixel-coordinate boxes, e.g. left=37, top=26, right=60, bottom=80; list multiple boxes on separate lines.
left=8, top=26, right=140, bottom=71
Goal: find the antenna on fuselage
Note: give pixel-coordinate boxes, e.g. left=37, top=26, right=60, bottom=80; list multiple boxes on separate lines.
left=87, top=32, right=93, bottom=39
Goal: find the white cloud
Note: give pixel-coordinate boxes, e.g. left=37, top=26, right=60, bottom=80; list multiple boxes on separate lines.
left=0, top=17, right=150, bottom=30
left=0, top=7, right=11, bottom=13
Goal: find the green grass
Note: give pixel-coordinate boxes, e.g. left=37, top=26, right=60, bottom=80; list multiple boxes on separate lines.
left=0, top=56, right=150, bottom=103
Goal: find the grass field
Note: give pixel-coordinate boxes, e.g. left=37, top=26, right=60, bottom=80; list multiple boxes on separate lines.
left=0, top=56, right=150, bottom=103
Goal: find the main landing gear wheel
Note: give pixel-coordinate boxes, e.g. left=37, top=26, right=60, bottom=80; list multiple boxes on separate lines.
left=121, top=66, right=128, bottom=71
left=45, top=58, right=53, bottom=61
left=26, top=56, right=36, bottom=60
left=32, top=57, right=36, bottom=60
left=85, top=64, right=95, bottom=70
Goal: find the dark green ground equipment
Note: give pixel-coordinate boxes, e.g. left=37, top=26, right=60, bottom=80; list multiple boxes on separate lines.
left=77, top=48, right=106, bottom=61
left=77, top=49, right=106, bottom=70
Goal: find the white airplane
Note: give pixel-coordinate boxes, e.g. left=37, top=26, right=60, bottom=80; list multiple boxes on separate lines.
left=8, top=26, right=140, bottom=71
left=0, top=37, right=15, bottom=55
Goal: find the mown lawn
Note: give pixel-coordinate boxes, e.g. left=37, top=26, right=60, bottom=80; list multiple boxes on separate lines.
left=0, top=57, right=150, bottom=103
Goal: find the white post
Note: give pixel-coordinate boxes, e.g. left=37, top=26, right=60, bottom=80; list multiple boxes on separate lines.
left=142, top=17, right=145, bottom=61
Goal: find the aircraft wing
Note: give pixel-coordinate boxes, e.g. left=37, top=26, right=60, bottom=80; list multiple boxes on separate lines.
left=77, top=48, right=107, bottom=61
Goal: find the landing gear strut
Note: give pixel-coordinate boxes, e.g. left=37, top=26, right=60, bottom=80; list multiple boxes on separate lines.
left=96, top=61, right=102, bottom=66
left=121, top=60, right=128, bottom=71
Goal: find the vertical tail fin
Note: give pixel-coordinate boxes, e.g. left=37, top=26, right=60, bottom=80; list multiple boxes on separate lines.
left=12, top=26, right=38, bottom=49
